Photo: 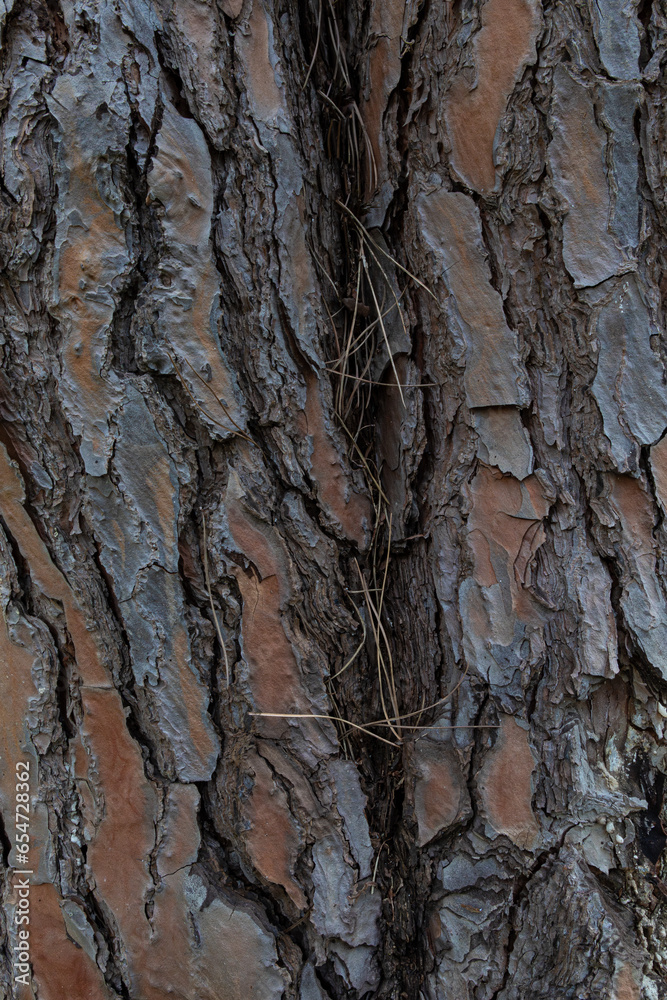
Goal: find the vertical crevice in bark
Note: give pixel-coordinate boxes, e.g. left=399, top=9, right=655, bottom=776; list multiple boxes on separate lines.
left=3, top=0, right=667, bottom=996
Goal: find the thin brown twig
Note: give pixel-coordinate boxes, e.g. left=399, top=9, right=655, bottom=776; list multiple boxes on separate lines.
left=336, top=252, right=363, bottom=414
left=335, top=199, right=437, bottom=299
left=356, top=562, right=400, bottom=741
left=201, top=510, right=230, bottom=687
left=375, top=723, right=501, bottom=731
left=366, top=659, right=471, bottom=727
left=328, top=371, right=439, bottom=388
left=166, top=346, right=254, bottom=444
left=302, top=0, right=323, bottom=92
left=361, top=247, right=405, bottom=405
left=330, top=600, right=367, bottom=680
left=249, top=712, right=400, bottom=748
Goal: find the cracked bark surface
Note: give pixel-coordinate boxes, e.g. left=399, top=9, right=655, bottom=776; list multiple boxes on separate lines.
left=1, top=0, right=667, bottom=997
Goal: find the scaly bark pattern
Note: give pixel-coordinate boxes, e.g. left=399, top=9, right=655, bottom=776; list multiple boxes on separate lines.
left=0, top=0, right=666, bottom=997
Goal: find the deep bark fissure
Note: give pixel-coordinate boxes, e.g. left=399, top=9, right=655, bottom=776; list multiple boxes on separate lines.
left=3, top=0, right=667, bottom=996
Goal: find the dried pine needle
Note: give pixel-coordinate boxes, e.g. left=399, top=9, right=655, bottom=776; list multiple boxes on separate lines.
left=201, top=510, right=231, bottom=687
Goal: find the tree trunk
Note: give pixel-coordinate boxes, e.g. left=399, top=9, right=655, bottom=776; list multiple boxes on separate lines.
left=1, top=0, right=666, bottom=996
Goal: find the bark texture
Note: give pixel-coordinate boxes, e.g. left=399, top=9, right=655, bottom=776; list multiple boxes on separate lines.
left=0, top=0, right=667, bottom=997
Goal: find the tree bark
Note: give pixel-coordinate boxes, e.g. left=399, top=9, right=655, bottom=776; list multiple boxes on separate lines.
left=0, top=0, right=666, bottom=997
